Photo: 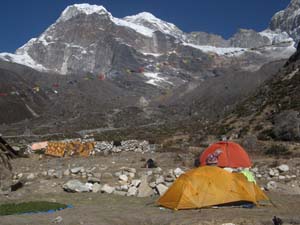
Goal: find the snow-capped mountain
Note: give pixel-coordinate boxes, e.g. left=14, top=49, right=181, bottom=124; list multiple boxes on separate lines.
left=0, top=1, right=299, bottom=135
left=270, top=0, right=300, bottom=43
left=0, top=2, right=297, bottom=75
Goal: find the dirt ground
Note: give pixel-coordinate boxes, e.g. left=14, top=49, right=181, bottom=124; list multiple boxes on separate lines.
left=1, top=151, right=300, bottom=225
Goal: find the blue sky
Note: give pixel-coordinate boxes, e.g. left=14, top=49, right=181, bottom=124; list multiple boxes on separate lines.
left=0, top=0, right=291, bottom=53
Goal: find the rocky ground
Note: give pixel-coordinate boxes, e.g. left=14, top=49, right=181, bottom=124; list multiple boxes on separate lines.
left=0, top=139, right=300, bottom=225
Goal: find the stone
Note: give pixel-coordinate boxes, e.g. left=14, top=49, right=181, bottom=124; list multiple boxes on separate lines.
left=63, top=180, right=90, bottom=192
left=128, top=172, right=135, bottom=178
left=116, top=185, right=129, bottom=192
left=164, top=175, right=175, bottom=182
left=174, top=168, right=184, bottom=178
left=138, top=176, right=154, bottom=197
left=53, top=171, right=63, bottom=179
left=278, top=164, right=289, bottom=172
left=85, top=183, right=94, bottom=191
left=114, top=171, right=122, bottom=177
left=156, top=184, right=168, bottom=196
left=63, top=169, right=70, bottom=176
left=149, top=182, right=156, bottom=188
left=26, top=173, right=35, bottom=180
left=88, top=177, right=101, bottom=184
left=101, top=184, right=115, bottom=194
left=70, top=167, right=84, bottom=174
left=92, top=183, right=102, bottom=193
left=51, top=216, right=63, bottom=224
left=153, top=167, right=162, bottom=174
left=155, top=176, right=164, bottom=184
left=256, top=174, right=262, bottom=178
left=266, top=181, right=277, bottom=190
left=127, top=186, right=138, bottom=196
left=12, top=146, right=20, bottom=151
left=48, top=169, right=55, bottom=177
left=269, top=169, right=275, bottom=177
left=278, top=175, right=285, bottom=180
left=131, top=179, right=141, bottom=187
left=164, top=182, right=173, bottom=187
left=146, top=170, right=153, bottom=176
left=119, top=174, right=128, bottom=182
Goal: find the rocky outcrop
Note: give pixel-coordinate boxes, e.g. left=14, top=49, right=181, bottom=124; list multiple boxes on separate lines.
left=269, top=0, right=300, bottom=43
left=229, top=29, right=270, bottom=48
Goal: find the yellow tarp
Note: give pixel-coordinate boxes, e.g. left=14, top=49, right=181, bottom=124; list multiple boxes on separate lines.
left=157, top=166, right=268, bottom=210
left=45, top=141, right=95, bottom=157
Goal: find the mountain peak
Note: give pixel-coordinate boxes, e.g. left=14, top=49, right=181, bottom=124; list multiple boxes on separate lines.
left=124, top=11, right=183, bottom=38
left=125, top=12, right=159, bottom=21
left=58, top=3, right=111, bottom=22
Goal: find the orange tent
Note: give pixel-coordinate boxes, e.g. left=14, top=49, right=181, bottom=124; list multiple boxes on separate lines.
left=157, top=166, right=268, bottom=210
left=200, top=141, right=252, bottom=168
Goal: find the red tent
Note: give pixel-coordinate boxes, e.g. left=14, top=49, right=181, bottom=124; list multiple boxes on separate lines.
left=200, top=141, right=252, bottom=168
left=137, top=67, right=144, bottom=73
left=98, top=74, right=105, bottom=80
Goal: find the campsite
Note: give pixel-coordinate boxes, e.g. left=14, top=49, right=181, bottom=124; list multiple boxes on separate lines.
left=1, top=136, right=300, bottom=225
left=1, top=0, right=300, bottom=224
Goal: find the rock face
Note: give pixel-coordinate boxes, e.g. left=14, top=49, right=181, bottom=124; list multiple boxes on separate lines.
left=270, top=0, right=300, bottom=43
left=229, top=29, right=270, bottom=48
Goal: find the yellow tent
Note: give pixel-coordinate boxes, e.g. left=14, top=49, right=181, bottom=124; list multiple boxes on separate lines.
left=157, top=166, right=268, bottom=210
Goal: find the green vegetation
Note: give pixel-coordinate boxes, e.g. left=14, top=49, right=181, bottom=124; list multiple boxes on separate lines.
left=265, top=144, right=291, bottom=156
left=0, top=201, right=68, bottom=216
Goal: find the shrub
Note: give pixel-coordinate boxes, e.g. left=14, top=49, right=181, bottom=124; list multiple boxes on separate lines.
left=265, top=144, right=291, bottom=156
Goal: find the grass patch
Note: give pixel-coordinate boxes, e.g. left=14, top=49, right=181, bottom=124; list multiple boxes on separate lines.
left=0, top=201, right=68, bottom=216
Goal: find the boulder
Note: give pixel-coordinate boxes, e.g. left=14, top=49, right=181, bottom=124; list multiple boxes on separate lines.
left=85, top=182, right=94, bottom=191
left=92, top=183, right=101, bottom=193
left=156, top=184, right=168, bottom=196
left=63, top=169, right=70, bottom=176
left=101, top=184, right=115, bottom=194
left=278, top=164, right=289, bottom=172
left=48, top=169, right=55, bottom=177
left=127, top=186, right=138, bottom=196
left=174, top=168, right=184, bottom=177
left=53, top=171, right=63, bottom=179
left=70, top=167, right=84, bottom=174
left=63, top=180, right=90, bottom=192
left=131, top=179, right=141, bottom=187
left=266, top=181, right=277, bottom=190
left=155, top=176, right=164, bottom=184
left=119, top=174, right=128, bottom=182
left=164, top=175, right=175, bottom=182
left=26, top=173, right=35, bottom=180
left=138, top=176, right=154, bottom=197
left=153, top=167, right=162, bottom=174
